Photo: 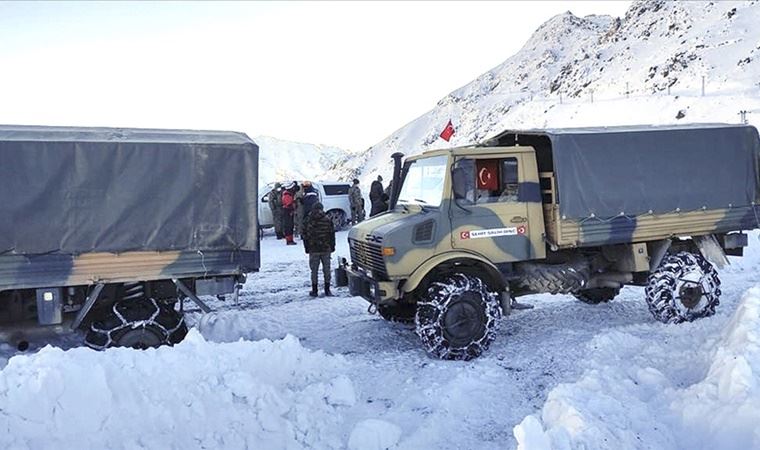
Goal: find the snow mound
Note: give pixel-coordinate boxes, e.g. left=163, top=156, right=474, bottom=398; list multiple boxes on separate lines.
left=0, top=331, right=356, bottom=449
left=514, top=285, right=760, bottom=450
left=348, top=419, right=402, bottom=450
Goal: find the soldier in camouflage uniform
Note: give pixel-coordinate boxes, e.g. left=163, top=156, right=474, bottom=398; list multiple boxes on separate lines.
left=348, top=178, right=365, bottom=224
left=268, top=182, right=284, bottom=239
left=303, top=202, right=336, bottom=297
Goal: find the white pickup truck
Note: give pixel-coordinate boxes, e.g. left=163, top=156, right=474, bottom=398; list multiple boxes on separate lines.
left=259, top=181, right=355, bottom=231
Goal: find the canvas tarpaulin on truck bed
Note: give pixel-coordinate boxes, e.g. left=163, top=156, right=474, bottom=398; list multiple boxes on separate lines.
left=0, top=125, right=259, bottom=254
left=490, top=124, right=760, bottom=220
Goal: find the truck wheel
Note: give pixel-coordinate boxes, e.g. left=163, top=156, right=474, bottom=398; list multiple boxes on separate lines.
left=377, top=302, right=416, bottom=323
left=645, top=252, right=721, bottom=324
left=85, top=297, right=188, bottom=350
left=573, top=287, right=620, bottom=304
left=327, top=210, right=347, bottom=231
left=415, top=273, right=501, bottom=360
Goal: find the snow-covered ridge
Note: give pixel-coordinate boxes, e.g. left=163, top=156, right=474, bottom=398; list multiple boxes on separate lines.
left=514, top=284, right=760, bottom=449
left=335, top=0, right=760, bottom=185
left=255, top=135, right=355, bottom=186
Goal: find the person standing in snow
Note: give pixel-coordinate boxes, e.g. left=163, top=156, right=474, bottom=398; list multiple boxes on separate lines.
left=369, top=175, right=385, bottom=217
left=348, top=178, right=364, bottom=225
left=268, top=182, right=284, bottom=239
left=300, top=180, right=320, bottom=230
left=303, top=202, right=336, bottom=297
left=294, top=182, right=305, bottom=237
left=281, top=181, right=297, bottom=245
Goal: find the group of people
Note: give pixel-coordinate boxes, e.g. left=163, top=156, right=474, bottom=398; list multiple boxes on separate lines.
left=268, top=180, right=320, bottom=244
left=267, top=180, right=335, bottom=297
left=266, top=176, right=393, bottom=297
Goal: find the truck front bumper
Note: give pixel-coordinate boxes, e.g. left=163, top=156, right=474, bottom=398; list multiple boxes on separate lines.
left=345, top=266, right=399, bottom=304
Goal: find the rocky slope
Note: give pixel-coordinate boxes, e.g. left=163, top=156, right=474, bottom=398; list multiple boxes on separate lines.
left=255, top=135, right=354, bottom=185
left=335, top=0, right=760, bottom=185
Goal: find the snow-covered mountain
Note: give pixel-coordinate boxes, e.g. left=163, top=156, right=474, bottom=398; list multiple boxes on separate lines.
left=335, top=0, right=760, bottom=185
left=255, top=135, right=355, bottom=185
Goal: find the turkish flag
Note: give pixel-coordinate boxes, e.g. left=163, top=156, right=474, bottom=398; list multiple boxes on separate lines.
left=439, top=120, right=455, bottom=142
left=476, top=160, right=499, bottom=190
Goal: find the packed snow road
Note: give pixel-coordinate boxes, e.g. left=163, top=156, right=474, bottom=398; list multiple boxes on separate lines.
left=1, top=231, right=759, bottom=449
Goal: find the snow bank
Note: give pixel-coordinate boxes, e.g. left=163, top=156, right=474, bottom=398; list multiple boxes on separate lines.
left=348, top=419, right=402, bottom=450
left=514, top=285, right=760, bottom=450
left=0, top=331, right=356, bottom=449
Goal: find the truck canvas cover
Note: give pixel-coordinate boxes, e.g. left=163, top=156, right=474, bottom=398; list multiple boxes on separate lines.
left=0, top=125, right=259, bottom=254
left=491, top=124, right=760, bottom=219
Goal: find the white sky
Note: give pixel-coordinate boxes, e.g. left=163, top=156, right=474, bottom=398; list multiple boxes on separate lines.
left=0, top=1, right=631, bottom=150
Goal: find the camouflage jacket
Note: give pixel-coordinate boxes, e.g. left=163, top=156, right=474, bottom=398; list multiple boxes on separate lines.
left=348, top=185, right=362, bottom=207
left=303, top=209, right=335, bottom=254
left=268, top=188, right=282, bottom=210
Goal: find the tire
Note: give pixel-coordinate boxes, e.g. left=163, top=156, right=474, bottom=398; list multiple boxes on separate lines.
left=85, top=297, right=188, bottom=350
left=645, top=252, right=721, bottom=324
left=516, top=260, right=590, bottom=295
left=573, top=287, right=620, bottom=304
left=327, top=209, right=347, bottom=231
left=377, top=302, right=416, bottom=323
left=415, top=273, right=501, bottom=360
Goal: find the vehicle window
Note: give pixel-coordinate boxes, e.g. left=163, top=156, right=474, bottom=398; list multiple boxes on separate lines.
left=499, top=158, right=519, bottom=202
left=397, top=155, right=447, bottom=207
left=323, top=184, right=350, bottom=195
left=452, top=159, right=476, bottom=205
left=452, top=157, right=519, bottom=204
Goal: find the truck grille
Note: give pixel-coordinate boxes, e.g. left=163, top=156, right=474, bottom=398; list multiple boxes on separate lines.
left=349, top=239, right=389, bottom=280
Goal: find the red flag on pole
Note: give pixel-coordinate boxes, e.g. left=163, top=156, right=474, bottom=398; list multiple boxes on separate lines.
left=439, top=120, right=455, bottom=142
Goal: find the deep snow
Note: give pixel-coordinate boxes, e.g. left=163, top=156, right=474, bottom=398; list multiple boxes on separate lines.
left=2, top=230, right=760, bottom=449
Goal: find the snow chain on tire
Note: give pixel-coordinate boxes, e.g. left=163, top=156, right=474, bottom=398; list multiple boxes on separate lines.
left=85, top=297, right=187, bottom=350
left=415, top=273, right=501, bottom=361
left=645, top=251, right=721, bottom=324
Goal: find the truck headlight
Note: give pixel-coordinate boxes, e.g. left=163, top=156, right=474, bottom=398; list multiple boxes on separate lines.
left=382, top=247, right=396, bottom=256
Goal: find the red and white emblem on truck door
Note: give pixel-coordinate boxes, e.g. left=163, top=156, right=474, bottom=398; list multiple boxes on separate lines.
left=459, top=227, right=525, bottom=240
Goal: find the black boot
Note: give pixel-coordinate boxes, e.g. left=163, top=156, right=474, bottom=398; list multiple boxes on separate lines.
left=324, top=284, right=332, bottom=297
left=309, top=284, right=318, bottom=297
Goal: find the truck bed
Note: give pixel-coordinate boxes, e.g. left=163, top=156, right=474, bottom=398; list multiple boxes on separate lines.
left=541, top=171, right=757, bottom=248
left=544, top=204, right=757, bottom=248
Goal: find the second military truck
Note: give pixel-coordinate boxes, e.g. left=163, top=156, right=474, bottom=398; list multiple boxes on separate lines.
left=347, top=124, right=760, bottom=360
left=0, top=125, right=259, bottom=350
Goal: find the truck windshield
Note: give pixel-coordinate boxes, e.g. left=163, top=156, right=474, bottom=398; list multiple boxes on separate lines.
left=397, top=155, right=447, bottom=207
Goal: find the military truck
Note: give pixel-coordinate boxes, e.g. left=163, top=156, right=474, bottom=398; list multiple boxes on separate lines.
left=0, top=125, right=259, bottom=350
left=346, top=124, right=760, bottom=360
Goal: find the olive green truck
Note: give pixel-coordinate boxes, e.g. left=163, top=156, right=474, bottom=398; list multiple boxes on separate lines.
left=0, top=125, right=259, bottom=350
left=346, top=124, right=760, bottom=360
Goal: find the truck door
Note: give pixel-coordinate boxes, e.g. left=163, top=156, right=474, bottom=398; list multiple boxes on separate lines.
left=449, top=153, right=539, bottom=263
left=259, top=190, right=274, bottom=227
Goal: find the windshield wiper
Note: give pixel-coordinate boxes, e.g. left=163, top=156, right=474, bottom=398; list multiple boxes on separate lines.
left=413, top=198, right=428, bottom=204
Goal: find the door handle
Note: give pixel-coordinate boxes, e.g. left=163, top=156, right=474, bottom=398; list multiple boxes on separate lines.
left=510, top=216, right=527, bottom=223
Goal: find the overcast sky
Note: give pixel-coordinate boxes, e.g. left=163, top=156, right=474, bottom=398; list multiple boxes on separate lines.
left=0, top=1, right=631, bottom=150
